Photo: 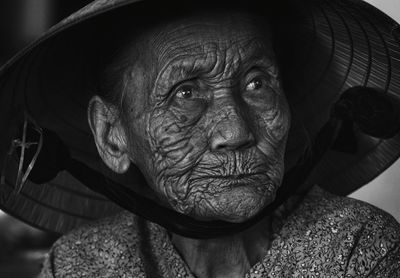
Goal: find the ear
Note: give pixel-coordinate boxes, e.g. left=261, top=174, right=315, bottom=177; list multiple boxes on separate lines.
left=88, top=96, right=130, bottom=173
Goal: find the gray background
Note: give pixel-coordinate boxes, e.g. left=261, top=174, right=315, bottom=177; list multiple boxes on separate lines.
left=350, top=0, right=400, bottom=222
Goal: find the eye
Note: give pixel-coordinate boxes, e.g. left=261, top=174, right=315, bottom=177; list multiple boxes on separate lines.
left=170, top=81, right=207, bottom=116
left=242, top=71, right=276, bottom=107
left=245, top=76, right=266, bottom=92
left=175, top=84, right=196, bottom=99
left=173, top=81, right=206, bottom=102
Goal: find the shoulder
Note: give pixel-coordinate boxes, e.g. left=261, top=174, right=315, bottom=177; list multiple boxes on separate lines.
left=280, top=186, right=400, bottom=276
left=40, top=211, right=149, bottom=277
left=299, top=186, right=400, bottom=229
left=279, top=186, right=400, bottom=239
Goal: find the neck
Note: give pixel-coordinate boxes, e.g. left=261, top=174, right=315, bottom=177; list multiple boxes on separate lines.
left=171, top=216, right=273, bottom=278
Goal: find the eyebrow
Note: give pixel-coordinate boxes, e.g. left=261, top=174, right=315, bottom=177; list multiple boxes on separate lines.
left=152, top=40, right=275, bottom=100
left=152, top=53, right=217, bottom=99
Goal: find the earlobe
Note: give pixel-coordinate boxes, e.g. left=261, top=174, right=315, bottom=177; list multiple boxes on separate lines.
left=88, top=96, right=131, bottom=174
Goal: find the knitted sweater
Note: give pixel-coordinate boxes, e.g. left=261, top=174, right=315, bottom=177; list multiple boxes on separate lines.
left=39, top=187, right=400, bottom=277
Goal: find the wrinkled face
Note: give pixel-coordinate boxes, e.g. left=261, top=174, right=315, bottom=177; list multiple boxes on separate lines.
left=119, top=13, right=290, bottom=222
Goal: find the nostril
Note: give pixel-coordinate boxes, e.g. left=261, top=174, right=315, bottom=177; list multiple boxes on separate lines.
left=213, top=142, right=228, bottom=151
left=210, top=131, right=255, bottom=151
left=240, top=133, right=256, bottom=149
left=237, top=136, right=255, bottom=150
left=210, top=110, right=255, bottom=152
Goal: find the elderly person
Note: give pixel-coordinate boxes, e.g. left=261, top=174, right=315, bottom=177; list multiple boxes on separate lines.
left=0, top=0, right=400, bottom=277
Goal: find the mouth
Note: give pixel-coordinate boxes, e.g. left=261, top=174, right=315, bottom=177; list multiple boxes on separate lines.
left=190, top=171, right=273, bottom=196
left=188, top=149, right=274, bottom=187
left=208, top=172, right=266, bottom=180
left=192, top=171, right=268, bottom=184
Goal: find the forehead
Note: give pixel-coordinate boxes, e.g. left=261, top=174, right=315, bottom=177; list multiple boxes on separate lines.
left=136, top=12, right=274, bottom=75
left=150, top=13, right=271, bottom=53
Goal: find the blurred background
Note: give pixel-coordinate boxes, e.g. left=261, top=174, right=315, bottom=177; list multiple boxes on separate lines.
left=0, top=0, right=399, bottom=277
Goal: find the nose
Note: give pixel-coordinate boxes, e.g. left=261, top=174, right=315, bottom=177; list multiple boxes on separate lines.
left=210, top=108, right=255, bottom=152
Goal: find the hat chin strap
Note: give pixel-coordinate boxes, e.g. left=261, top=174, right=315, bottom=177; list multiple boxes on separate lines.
left=20, top=86, right=400, bottom=238
left=14, top=115, right=337, bottom=238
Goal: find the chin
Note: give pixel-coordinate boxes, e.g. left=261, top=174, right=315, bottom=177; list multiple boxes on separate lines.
left=189, top=182, right=278, bottom=223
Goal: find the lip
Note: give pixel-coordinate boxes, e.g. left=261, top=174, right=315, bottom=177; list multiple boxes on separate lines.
left=199, top=172, right=266, bottom=180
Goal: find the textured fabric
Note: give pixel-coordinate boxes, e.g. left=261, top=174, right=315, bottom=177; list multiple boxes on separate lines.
left=38, top=186, right=400, bottom=278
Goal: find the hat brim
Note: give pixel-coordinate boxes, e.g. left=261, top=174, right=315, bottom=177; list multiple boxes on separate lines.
left=0, top=0, right=400, bottom=233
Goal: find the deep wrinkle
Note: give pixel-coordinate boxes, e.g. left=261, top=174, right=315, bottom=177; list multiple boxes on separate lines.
left=113, top=13, right=291, bottom=223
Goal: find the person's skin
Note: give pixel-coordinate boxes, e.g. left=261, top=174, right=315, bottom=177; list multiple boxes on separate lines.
left=88, top=12, right=291, bottom=278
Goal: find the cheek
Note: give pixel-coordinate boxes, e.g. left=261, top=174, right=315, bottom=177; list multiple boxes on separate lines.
left=256, top=94, right=290, bottom=143
left=147, top=107, right=209, bottom=184
left=252, top=93, right=290, bottom=177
